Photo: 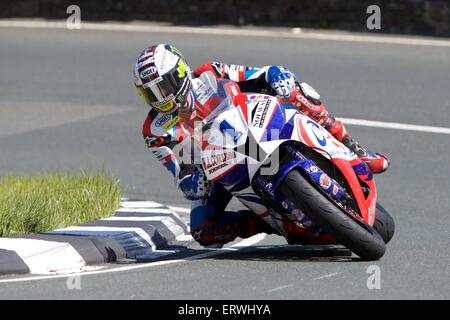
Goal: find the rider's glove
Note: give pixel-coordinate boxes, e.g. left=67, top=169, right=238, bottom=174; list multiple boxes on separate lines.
left=178, top=171, right=210, bottom=201
left=267, top=66, right=297, bottom=98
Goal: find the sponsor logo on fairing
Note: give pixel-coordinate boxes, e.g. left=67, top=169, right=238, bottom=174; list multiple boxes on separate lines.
left=332, top=185, right=340, bottom=196
left=202, top=151, right=236, bottom=174
left=319, top=174, right=332, bottom=189
left=251, top=99, right=271, bottom=128
left=310, top=165, right=319, bottom=173
left=307, top=119, right=327, bottom=146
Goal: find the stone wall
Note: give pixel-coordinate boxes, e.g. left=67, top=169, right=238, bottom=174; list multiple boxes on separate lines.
left=1, top=0, right=448, bottom=36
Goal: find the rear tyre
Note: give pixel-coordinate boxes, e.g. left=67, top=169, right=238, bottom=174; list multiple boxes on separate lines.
left=279, top=170, right=386, bottom=261
left=373, top=203, right=395, bottom=244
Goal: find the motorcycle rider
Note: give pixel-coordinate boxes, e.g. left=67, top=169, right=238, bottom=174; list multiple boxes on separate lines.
left=134, top=44, right=389, bottom=247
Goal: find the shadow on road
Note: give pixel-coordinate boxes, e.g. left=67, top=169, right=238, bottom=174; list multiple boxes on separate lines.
left=211, top=245, right=357, bottom=262
left=116, top=244, right=361, bottom=264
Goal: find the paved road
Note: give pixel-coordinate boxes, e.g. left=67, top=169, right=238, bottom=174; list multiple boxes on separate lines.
left=0, top=24, right=449, bottom=299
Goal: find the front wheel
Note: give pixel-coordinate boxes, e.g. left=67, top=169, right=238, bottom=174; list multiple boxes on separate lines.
left=279, top=170, right=386, bottom=260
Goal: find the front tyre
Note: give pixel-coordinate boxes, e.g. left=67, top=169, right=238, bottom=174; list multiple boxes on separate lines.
left=279, top=170, right=386, bottom=260
left=374, top=203, right=395, bottom=244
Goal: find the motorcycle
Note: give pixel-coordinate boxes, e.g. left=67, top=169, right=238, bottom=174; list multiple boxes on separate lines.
left=177, top=71, right=394, bottom=260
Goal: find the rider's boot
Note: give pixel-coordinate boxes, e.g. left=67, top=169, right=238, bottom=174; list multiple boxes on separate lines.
left=289, top=87, right=390, bottom=174
left=341, top=134, right=389, bottom=174
left=327, top=117, right=390, bottom=174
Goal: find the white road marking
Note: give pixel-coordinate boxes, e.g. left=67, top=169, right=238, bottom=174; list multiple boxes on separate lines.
left=0, top=233, right=267, bottom=284
left=313, top=272, right=340, bottom=280
left=119, top=201, right=168, bottom=208
left=115, top=208, right=174, bottom=214
left=175, top=234, right=194, bottom=241
left=339, top=117, right=450, bottom=135
left=0, top=20, right=449, bottom=47
left=266, top=284, right=294, bottom=293
left=168, top=206, right=191, bottom=214
left=101, top=216, right=176, bottom=222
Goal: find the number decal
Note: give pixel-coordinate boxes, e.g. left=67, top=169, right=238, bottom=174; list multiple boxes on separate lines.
left=219, top=120, right=242, bottom=142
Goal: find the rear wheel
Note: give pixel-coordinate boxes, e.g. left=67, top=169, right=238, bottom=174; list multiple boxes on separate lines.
left=279, top=170, right=386, bottom=260
left=373, top=203, right=395, bottom=244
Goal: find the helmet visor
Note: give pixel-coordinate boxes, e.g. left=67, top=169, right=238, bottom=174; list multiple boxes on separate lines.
left=138, top=63, right=187, bottom=112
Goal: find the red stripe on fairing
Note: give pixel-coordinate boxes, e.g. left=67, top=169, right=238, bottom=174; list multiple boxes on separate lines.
left=225, top=82, right=248, bottom=123
left=297, top=117, right=315, bottom=147
left=332, top=158, right=376, bottom=225
left=239, top=101, right=249, bottom=124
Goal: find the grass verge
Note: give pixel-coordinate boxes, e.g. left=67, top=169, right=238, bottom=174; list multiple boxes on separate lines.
left=0, top=170, right=122, bottom=237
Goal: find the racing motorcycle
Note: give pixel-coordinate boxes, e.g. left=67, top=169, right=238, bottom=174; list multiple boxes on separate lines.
left=178, top=71, right=394, bottom=260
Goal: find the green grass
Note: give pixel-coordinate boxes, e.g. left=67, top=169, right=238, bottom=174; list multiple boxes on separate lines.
left=0, top=170, right=122, bottom=237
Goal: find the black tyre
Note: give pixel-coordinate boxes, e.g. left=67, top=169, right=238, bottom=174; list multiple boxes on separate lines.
left=279, top=170, right=386, bottom=261
left=373, top=203, right=395, bottom=244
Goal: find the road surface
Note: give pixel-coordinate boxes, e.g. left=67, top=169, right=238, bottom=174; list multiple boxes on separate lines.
left=0, top=22, right=449, bottom=299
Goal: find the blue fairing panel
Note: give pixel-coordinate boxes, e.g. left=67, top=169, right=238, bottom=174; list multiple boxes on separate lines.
left=261, top=103, right=287, bottom=142
left=216, top=163, right=250, bottom=192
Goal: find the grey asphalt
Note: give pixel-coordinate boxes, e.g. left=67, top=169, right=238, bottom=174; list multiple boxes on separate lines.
left=0, top=25, right=449, bottom=299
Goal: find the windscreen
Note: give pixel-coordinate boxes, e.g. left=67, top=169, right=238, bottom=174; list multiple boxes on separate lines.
left=178, top=71, right=234, bottom=136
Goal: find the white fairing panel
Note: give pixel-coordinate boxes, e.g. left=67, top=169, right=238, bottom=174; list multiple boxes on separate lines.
left=201, top=93, right=356, bottom=183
